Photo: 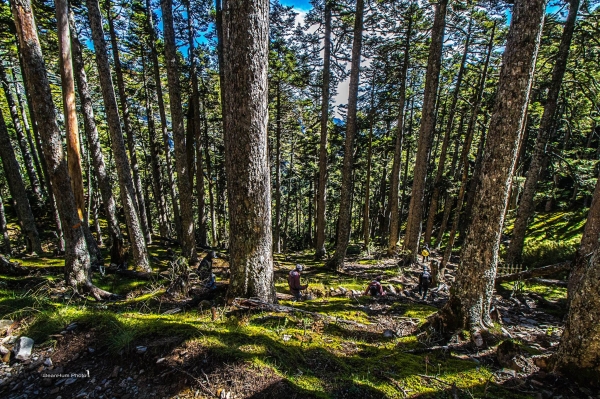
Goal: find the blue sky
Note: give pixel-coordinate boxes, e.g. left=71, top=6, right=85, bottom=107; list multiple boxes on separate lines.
left=280, top=0, right=312, bottom=11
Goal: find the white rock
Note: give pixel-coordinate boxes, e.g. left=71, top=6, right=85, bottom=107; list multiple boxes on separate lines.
left=0, top=345, right=9, bottom=356
left=135, top=346, right=147, bottom=354
left=13, top=337, right=34, bottom=361
left=383, top=329, right=395, bottom=338
left=44, top=358, right=52, bottom=367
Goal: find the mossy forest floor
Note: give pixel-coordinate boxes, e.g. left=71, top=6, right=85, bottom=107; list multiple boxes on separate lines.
left=0, top=211, right=596, bottom=398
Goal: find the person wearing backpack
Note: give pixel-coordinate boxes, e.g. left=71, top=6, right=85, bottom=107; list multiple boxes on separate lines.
left=421, top=244, right=430, bottom=263
left=198, top=251, right=218, bottom=290
left=418, top=266, right=432, bottom=300
left=364, top=275, right=385, bottom=297
left=288, top=264, right=308, bottom=300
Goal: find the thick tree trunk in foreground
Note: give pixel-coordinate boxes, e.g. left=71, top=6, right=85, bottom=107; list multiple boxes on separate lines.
left=551, top=166, right=600, bottom=381
left=315, top=1, right=332, bottom=259
left=86, top=0, right=150, bottom=271
left=506, top=0, right=579, bottom=263
left=0, top=63, right=43, bottom=204
left=106, top=0, right=151, bottom=244
left=222, top=0, right=275, bottom=302
left=12, top=0, right=111, bottom=299
left=440, top=0, right=545, bottom=334
left=0, top=110, right=42, bottom=254
left=327, top=0, right=365, bottom=271
left=70, top=12, right=121, bottom=244
left=387, top=8, right=413, bottom=255
left=161, top=0, right=198, bottom=263
left=403, top=0, right=448, bottom=263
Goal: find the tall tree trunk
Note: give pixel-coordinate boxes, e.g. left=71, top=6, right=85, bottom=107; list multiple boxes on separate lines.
left=283, top=134, right=295, bottom=250
left=0, top=110, right=42, bottom=254
left=161, top=0, right=198, bottom=263
left=387, top=7, right=413, bottom=255
left=363, top=107, right=373, bottom=248
left=274, top=80, right=282, bottom=253
left=57, top=0, right=103, bottom=265
left=141, top=53, right=170, bottom=239
left=0, top=63, right=43, bottom=204
left=12, top=0, right=112, bottom=299
left=221, top=0, right=275, bottom=302
left=0, top=190, right=11, bottom=255
left=186, top=1, right=208, bottom=248
left=201, top=95, right=217, bottom=246
left=440, top=22, right=496, bottom=267
left=440, top=0, right=545, bottom=335
left=403, top=0, right=448, bottom=263
left=86, top=0, right=150, bottom=271
left=327, top=0, right=365, bottom=271
left=11, top=67, right=44, bottom=195
left=69, top=11, right=121, bottom=245
left=506, top=0, right=579, bottom=263
left=424, top=14, right=472, bottom=246
left=106, top=0, right=151, bottom=244
left=144, top=0, right=180, bottom=240
left=551, top=170, right=600, bottom=380
left=315, top=0, right=332, bottom=259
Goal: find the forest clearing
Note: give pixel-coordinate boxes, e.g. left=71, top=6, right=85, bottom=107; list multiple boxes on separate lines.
left=1, top=0, right=600, bottom=397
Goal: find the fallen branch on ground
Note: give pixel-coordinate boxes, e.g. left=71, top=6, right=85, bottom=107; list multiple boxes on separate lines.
left=495, top=262, right=571, bottom=284
left=527, top=278, right=568, bottom=287
left=0, top=255, right=30, bottom=276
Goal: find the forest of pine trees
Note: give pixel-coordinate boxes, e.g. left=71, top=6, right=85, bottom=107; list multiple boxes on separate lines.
left=1, top=0, right=600, bottom=385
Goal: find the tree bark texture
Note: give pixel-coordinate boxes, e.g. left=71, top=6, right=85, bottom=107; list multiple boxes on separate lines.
left=274, top=81, right=282, bottom=253
left=85, top=0, right=150, bottom=270
left=387, top=8, right=413, bottom=255
left=69, top=12, right=121, bottom=243
left=315, top=1, right=332, bottom=259
left=11, top=0, right=112, bottom=299
left=56, top=0, right=85, bottom=222
left=327, top=0, right=364, bottom=270
left=221, top=0, right=275, bottom=301
left=0, top=63, right=43, bottom=204
left=403, top=0, right=448, bottom=262
left=106, top=0, right=151, bottom=244
left=506, top=0, right=579, bottom=263
left=424, top=14, right=472, bottom=246
left=160, top=0, right=198, bottom=263
left=0, top=109, right=42, bottom=254
left=444, top=0, right=545, bottom=333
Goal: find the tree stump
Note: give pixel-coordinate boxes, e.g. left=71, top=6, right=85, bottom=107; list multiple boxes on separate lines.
left=430, top=259, right=443, bottom=285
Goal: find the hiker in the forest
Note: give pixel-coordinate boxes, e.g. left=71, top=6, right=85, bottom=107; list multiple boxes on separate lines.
left=197, top=251, right=217, bottom=290
left=364, top=275, right=385, bottom=297
left=421, top=244, right=430, bottom=263
left=288, top=264, right=308, bottom=300
left=418, top=266, right=432, bottom=300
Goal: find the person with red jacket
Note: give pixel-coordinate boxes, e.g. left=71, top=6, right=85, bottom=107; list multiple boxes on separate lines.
left=288, top=264, right=308, bottom=300
left=364, top=276, right=385, bottom=297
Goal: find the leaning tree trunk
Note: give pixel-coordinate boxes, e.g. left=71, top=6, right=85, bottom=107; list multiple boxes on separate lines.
left=12, top=0, right=112, bottom=299
left=70, top=12, right=121, bottom=244
left=0, top=63, right=43, bottom=204
left=440, top=0, right=545, bottom=335
left=506, top=0, right=580, bottom=264
left=327, top=0, right=365, bottom=271
left=0, top=110, right=42, bottom=254
left=221, top=0, right=275, bottom=302
left=403, top=0, right=448, bottom=263
left=315, top=0, right=332, bottom=259
left=0, top=191, right=11, bottom=255
left=387, top=7, right=413, bottom=255
left=106, top=0, right=151, bottom=244
left=160, top=0, right=198, bottom=263
left=85, top=0, right=150, bottom=271
left=424, top=14, right=472, bottom=246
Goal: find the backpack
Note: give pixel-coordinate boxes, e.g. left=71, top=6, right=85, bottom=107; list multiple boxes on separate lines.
left=422, top=249, right=430, bottom=257
left=421, top=271, right=431, bottom=284
left=369, top=281, right=380, bottom=296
